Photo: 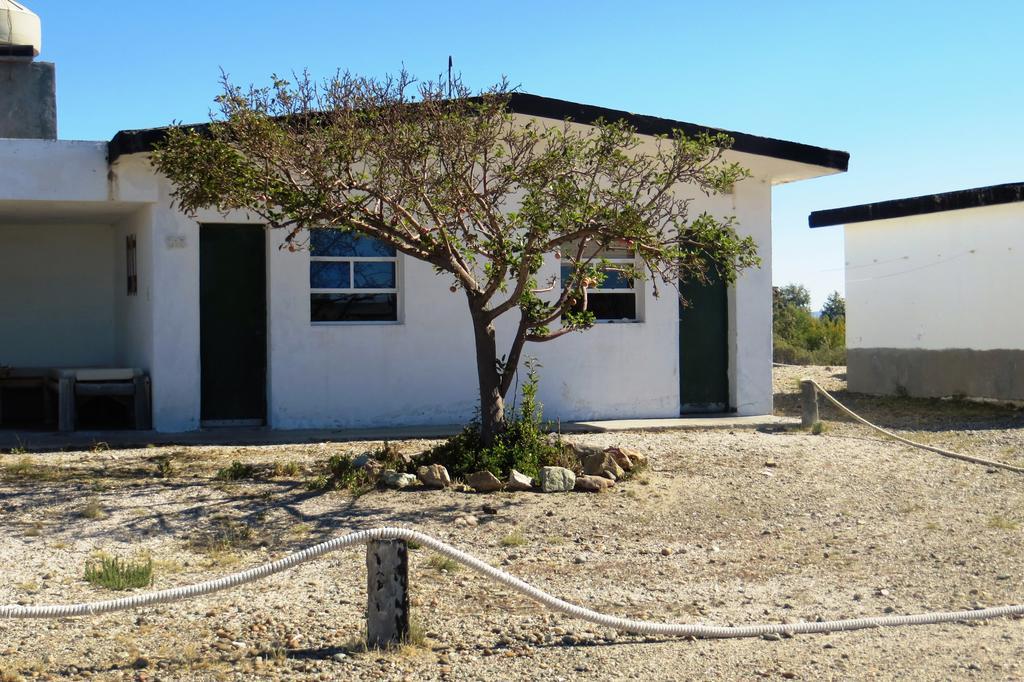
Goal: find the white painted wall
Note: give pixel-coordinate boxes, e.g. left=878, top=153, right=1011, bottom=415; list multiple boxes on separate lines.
left=145, top=182, right=206, bottom=432
left=0, top=126, right=832, bottom=431
left=141, top=142, right=781, bottom=430
left=112, top=207, right=154, bottom=371
left=730, top=179, right=774, bottom=415
left=0, top=139, right=109, bottom=203
left=0, top=222, right=116, bottom=366
left=267, top=228, right=687, bottom=429
left=844, top=202, right=1024, bottom=351
left=263, top=175, right=772, bottom=429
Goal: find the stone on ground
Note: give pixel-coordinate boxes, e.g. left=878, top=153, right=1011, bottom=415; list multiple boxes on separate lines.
left=417, top=464, right=451, bottom=488
left=575, top=474, right=615, bottom=492
left=540, top=466, right=575, bottom=493
left=580, top=450, right=625, bottom=481
left=507, top=469, right=534, bottom=491
left=466, top=470, right=503, bottom=493
left=381, top=470, right=418, bottom=489
left=605, top=446, right=648, bottom=472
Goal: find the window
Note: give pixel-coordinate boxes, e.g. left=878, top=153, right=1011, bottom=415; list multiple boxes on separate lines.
left=309, top=229, right=399, bottom=323
left=560, top=245, right=639, bottom=322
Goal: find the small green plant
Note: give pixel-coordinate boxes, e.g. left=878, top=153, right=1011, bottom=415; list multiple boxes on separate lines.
left=273, top=461, right=301, bottom=477
left=426, top=359, right=564, bottom=479
left=404, top=619, right=428, bottom=648
left=152, top=455, right=173, bottom=478
left=84, top=555, right=153, bottom=590
left=215, top=461, right=256, bottom=481
left=372, top=441, right=410, bottom=472
left=309, top=454, right=376, bottom=492
left=327, top=454, right=361, bottom=486
left=499, top=529, right=527, bottom=547
left=79, top=498, right=106, bottom=520
left=306, top=473, right=331, bottom=490
left=8, top=435, right=28, bottom=455
left=287, top=522, right=314, bottom=538
left=811, top=421, right=828, bottom=435
left=425, top=555, right=461, bottom=572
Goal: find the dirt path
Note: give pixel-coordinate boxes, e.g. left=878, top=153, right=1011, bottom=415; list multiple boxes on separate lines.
left=1, top=367, right=1022, bottom=680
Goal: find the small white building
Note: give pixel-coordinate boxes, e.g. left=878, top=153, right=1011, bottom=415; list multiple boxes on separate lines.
left=0, top=9, right=848, bottom=432
left=810, top=183, right=1024, bottom=401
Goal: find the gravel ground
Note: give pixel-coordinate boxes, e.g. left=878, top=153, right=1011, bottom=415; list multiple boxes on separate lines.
left=1, top=366, right=1023, bottom=681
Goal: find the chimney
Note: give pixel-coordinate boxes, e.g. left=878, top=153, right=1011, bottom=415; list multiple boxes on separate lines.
left=0, top=1, right=56, bottom=139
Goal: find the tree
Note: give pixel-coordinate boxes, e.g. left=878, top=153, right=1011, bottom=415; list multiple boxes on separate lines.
left=772, top=283, right=845, bottom=365
left=152, top=71, right=759, bottom=445
left=820, top=290, right=845, bottom=321
left=773, top=283, right=811, bottom=313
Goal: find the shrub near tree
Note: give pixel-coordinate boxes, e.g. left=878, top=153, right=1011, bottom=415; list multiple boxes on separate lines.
left=773, top=285, right=846, bottom=365
left=153, top=70, right=759, bottom=462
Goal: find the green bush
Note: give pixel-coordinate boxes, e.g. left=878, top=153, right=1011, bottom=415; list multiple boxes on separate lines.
left=84, top=555, right=153, bottom=591
left=427, top=360, right=563, bottom=479
left=308, top=452, right=379, bottom=492
left=773, top=285, right=846, bottom=365
left=215, top=461, right=256, bottom=481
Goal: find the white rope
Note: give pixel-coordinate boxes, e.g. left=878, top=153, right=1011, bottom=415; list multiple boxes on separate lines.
left=808, top=379, right=1024, bottom=475
left=2, top=527, right=1022, bottom=638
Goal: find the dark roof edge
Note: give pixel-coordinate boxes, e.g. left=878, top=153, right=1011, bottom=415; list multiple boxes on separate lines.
left=504, top=94, right=849, bottom=171
left=809, top=182, right=1024, bottom=228
left=108, top=92, right=850, bottom=171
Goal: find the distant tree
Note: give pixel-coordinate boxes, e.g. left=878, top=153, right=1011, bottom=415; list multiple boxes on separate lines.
left=152, top=70, right=758, bottom=446
left=773, top=283, right=845, bottom=365
left=820, top=291, right=846, bottom=321
left=773, top=283, right=811, bottom=312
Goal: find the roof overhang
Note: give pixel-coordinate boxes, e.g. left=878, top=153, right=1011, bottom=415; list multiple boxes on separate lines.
left=809, top=182, right=1024, bottom=228
left=107, top=92, right=850, bottom=180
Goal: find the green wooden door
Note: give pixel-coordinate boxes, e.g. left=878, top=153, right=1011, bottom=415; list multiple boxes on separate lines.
left=679, top=268, right=730, bottom=413
left=200, top=225, right=267, bottom=424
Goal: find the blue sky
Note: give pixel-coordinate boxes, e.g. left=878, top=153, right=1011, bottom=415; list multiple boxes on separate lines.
left=36, top=1, right=1023, bottom=308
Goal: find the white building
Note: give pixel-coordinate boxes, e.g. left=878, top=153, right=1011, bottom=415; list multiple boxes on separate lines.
left=0, top=7, right=848, bottom=432
left=810, top=183, right=1024, bottom=400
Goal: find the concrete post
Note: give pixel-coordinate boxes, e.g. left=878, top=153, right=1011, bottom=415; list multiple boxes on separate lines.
left=366, top=539, right=409, bottom=648
left=800, top=378, right=819, bottom=428
left=57, top=374, right=75, bottom=432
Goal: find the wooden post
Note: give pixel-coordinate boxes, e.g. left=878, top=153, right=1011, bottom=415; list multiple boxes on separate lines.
left=57, top=374, right=76, bottom=433
left=133, top=374, right=152, bottom=430
left=800, top=378, right=819, bottom=428
left=366, top=539, right=409, bottom=649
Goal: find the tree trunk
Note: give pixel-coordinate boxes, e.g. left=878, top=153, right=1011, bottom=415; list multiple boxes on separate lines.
left=469, top=304, right=506, bottom=447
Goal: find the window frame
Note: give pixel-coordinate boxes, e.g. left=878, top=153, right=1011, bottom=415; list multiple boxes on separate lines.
left=561, top=253, right=644, bottom=324
left=309, top=232, right=402, bottom=326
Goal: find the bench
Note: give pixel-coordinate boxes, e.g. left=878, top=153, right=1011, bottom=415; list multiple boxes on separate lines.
left=47, top=368, right=152, bottom=432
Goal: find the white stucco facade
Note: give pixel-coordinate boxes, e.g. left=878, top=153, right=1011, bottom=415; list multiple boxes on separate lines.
left=845, top=202, right=1024, bottom=352
left=823, top=193, right=1024, bottom=400
left=1, top=117, right=843, bottom=432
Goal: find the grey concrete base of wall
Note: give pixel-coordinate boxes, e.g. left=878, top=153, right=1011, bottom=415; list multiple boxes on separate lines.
left=848, top=348, right=1024, bottom=401
left=0, top=60, right=57, bottom=140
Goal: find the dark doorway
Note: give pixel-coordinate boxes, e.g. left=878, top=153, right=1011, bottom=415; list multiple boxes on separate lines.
left=679, top=267, right=730, bottom=413
left=199, top=225, right=267, bottom=425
